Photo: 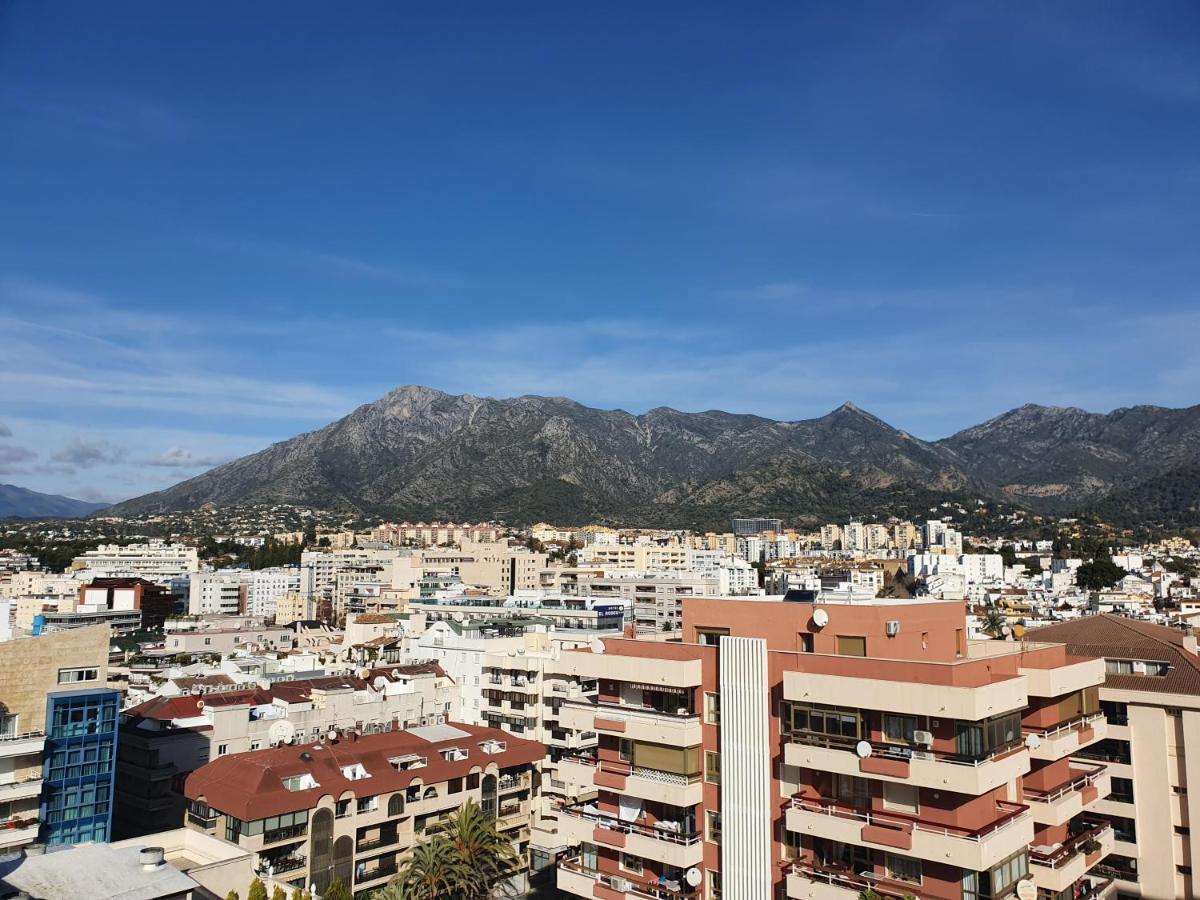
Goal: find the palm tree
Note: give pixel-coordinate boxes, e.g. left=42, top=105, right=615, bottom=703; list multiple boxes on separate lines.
left=390, top=835, right=470, bottom=900
left=442, top=800, right=520, bottom=899
left=982, top=607, right=1007, bottom=637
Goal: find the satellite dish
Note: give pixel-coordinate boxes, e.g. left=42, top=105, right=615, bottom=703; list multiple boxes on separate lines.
left=855, top=740, right=873, bottom=759
left=589, top=638, right=605, bottom=654
left=453, top=612, right=465, bottom=622
left=685, top=868, right=702, bottom=887
left=269, top=719, right=296, bottom=745
left=1015, top=877, right=1037, bottom=900
left=1024, top=733, right=1041, bottom=750
left=812, top=609, right=829, bottom=629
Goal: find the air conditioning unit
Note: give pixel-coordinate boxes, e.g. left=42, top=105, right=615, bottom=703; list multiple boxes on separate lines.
left=610, top=879, right=632, bottom=893
left=885, top=620, right=900, bottom=637
left=913, top=730, right=934, bottom=746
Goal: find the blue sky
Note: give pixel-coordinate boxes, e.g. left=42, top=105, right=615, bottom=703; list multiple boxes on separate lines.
left=1, top=2, right=1198, bottom=503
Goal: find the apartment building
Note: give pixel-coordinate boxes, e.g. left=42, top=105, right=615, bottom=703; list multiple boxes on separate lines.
left=188, top=572, right=244, bottom=616
left=115, top=663, right=457, bottom=839
left=183, top=722, right=544, bottom=895
left=576, top=545, right=692, bottom=572
left=79, top=577, right=176, bottom=631
left=71, top=541, right=201, bottom=579
left=0, top=624, right=114, bottom=851
left=1030, top=614, right=1200, bottom=899
left=550, top=595, right=1114, bottom=900
left=371, top=521, right=503, bottom=547
left=733, top=518, right=783, bottom=536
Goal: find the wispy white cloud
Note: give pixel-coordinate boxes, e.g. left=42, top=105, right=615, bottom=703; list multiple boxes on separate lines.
left=142, top=447, right=233, bottom=469
left=717, top=281, right=805, bottom=302
left=199, top=238, right=463, bottom=288
left=51, top=438, right=128, bottom=469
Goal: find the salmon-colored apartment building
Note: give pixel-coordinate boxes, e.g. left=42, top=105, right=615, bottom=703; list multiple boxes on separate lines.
left=551, top=595, right=1115, bottom=900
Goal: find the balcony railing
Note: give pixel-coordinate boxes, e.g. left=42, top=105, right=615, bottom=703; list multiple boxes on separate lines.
left=1092, top=862, right=1137, bottom=883
left=0, top=731, right=45, bottom=744
left=562, top=754, right=702, bottom=788
left=358, top=861, right=398, bottom=882
left=1024, top=764, right=1106, bottom=804
left=262, top=823, right=308, bottom=844
left=560, top=804, right=702, bottom=846
left=1029, top=818, right=1112, bottom=870
left=1023, top=711, right=1105, bottom=742
left=788, top=730, right=1025, bottom=769
left=595, top=700, right=698, bottom=720
left=187, top=811, right=219, bottom=828
left=787, top=862, right=913, bottom=900
left=789, top=796, right=1030, bottom=843
left=561, top=854, right=699, bottom=899
left=259, top=855, right=307, bottom=876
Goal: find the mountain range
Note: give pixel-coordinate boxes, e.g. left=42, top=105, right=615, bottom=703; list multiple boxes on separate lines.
left=0, top=484, right=109, bottom=519
left=101, top=386, right=1200, bottom=529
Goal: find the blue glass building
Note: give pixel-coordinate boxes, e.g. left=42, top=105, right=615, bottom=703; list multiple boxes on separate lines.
left=40, top=687, right=120, bottom=845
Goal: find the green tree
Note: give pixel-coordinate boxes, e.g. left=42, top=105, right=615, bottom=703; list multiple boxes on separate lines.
left=394, top=835, right=470, bottom=899
left=1020, top=556, right=1043, bottom=575
left=323, top=880, right=352, bottom=900
left=225, top=891, right=239, bottom=900
left=270, top=887, right=287, bottom=900
left=442, top=800, right=519, bottom=898
left=247, top=879, right=268, bottom=900
left=1076, top=558, right=1126, bottom=590
left=999, top=544, right=1017, bottom=567
left=982, top=607, right=1008, bottom=637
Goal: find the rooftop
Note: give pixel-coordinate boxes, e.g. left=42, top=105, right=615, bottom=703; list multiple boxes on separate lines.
left=0, top=843, right=198, bottom=900
left=1028, top=614, right=1200, bottom=696
left=185, top=721, right=543, bottom=821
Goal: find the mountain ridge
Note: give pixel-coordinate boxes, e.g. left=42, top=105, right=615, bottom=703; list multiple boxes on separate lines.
left=0, top=484, right=109, bottom=519
left=103, top=386, right=1200, bottom=528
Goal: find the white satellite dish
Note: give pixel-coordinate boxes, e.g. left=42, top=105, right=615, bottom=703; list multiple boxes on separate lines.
left=685, top=868, right=702, bottom=887
left=855, top=740, right=873, bottom=759
left=358, top=668, right=371, bottom=679
left=589, top=638, right=605, bottom=654
left=812, top=608, right=829, bottom=629
left=1015, top=877, right=1037, bottom=900
left=453, top=612, right=465, bottom=622
left=269, top=719, right=296, bottom=746
left=1024, top=733, right=1041, bottom=751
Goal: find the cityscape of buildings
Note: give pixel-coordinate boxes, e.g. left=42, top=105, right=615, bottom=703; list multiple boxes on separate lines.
left=1, top=510, right=1198, bottom=899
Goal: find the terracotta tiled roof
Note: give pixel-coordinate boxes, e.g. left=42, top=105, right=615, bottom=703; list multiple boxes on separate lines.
left=124, top=688, right=269, bottom=721
left=1028, top=614, right=1200, bottom=696
left=354, top=613, right=402, bottom=625
left=184, top=722, right=544, bottom=820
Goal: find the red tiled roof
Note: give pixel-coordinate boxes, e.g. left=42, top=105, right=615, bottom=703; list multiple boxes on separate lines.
left=1028, top=614, right=1200, bottom=696
left=185, top=722, right=543, bottom=820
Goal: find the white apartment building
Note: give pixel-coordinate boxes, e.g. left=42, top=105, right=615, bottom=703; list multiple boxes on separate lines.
left=242, top=567, right=301, bottom=618
left=71, top=541, right=200, bottom=579
left=188, top=573, right=243, bottom=616
left=574, top=544, right=690, bottom=571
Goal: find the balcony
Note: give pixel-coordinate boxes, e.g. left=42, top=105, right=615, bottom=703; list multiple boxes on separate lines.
left=555, top=651, right=702, bottom=691
left=558, top=854, right=699, bottom=900
left=258, top=854, right=307, bottom=877
left=498, top=772, right=531, bottom=793
left=356, top=860, right=398, bottom=884
left=0, top=775, right=43, bottom=803
left=785, top=797, right=1032, bottom=871
left=262, top=823, right=308, bottom=845
left=560, top=701, right=701, bottom=746
left=783, top=669, right=1026, bottom=721
left=1020, top=657, right=1106, bottom=698
left=1023, top=712, right=1107, bottom=761
left=785, top=863, right=915, bottom=900
left=1023, top=764, right=1109, bottom=827
left=558, top=756, right=703, bottom=807
left=557, top=804, right=703, bottom=869
left=784, top=733, right=1029, bottom=795
left=1030, top=819, right=1114, bottom=893
left=0, top=817, right=40, bottom=849
left=0, top=731, right=45, bottom=759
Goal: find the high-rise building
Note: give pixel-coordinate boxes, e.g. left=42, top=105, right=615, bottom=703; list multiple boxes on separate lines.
left=732, top=518, right=783, bottom=536
left=552, top=595, right=1113, bottom=900
left=41, top=685, right=120, bottom=845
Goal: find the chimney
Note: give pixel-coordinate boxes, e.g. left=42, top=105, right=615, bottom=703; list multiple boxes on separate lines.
left=140, top=847, right=165, bottom=870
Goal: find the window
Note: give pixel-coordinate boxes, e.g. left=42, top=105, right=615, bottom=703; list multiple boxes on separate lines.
left=618, top=738, right=633, bottom=762
left=1108, top=777, right=1134, bottom=804
left=886, top=853, right=921, bottom=884
left=706, top=810, right=721, bottom=844
left=799, top=633, right=814, bottom=653
left=217, top=744, right=228, bottom=756
left=834, top=774, right=870, bottom=808
left=620, top=853, right=642, bottom=874
left=836, top=635, right=866, bottom=657
left=1168, top=707, right=1183, bottom=718
left=357, top=796, right=377, bottom=814
left=963, top=851, right=1028, bottom=900
left=704, top=692, right=721, bottom=725
left=883, top=781, right=919, bottom=814
left=883, top=714, right=917, bottom=744
left=707, top=870, right=722, bottom=900
left=335, top=799, right=351, bottom=818
left=705, top=751, right=721, bottom=784
left=1101, top=700, right=1129, bottom=725
left=696, top=627, right=729, bottom=647
left=783, top=702, right=862, bottom=741
left=57, top=667, right=98, bottom=684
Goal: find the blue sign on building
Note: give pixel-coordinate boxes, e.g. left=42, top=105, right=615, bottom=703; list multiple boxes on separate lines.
left=40, top=687, right=120, bottom=846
